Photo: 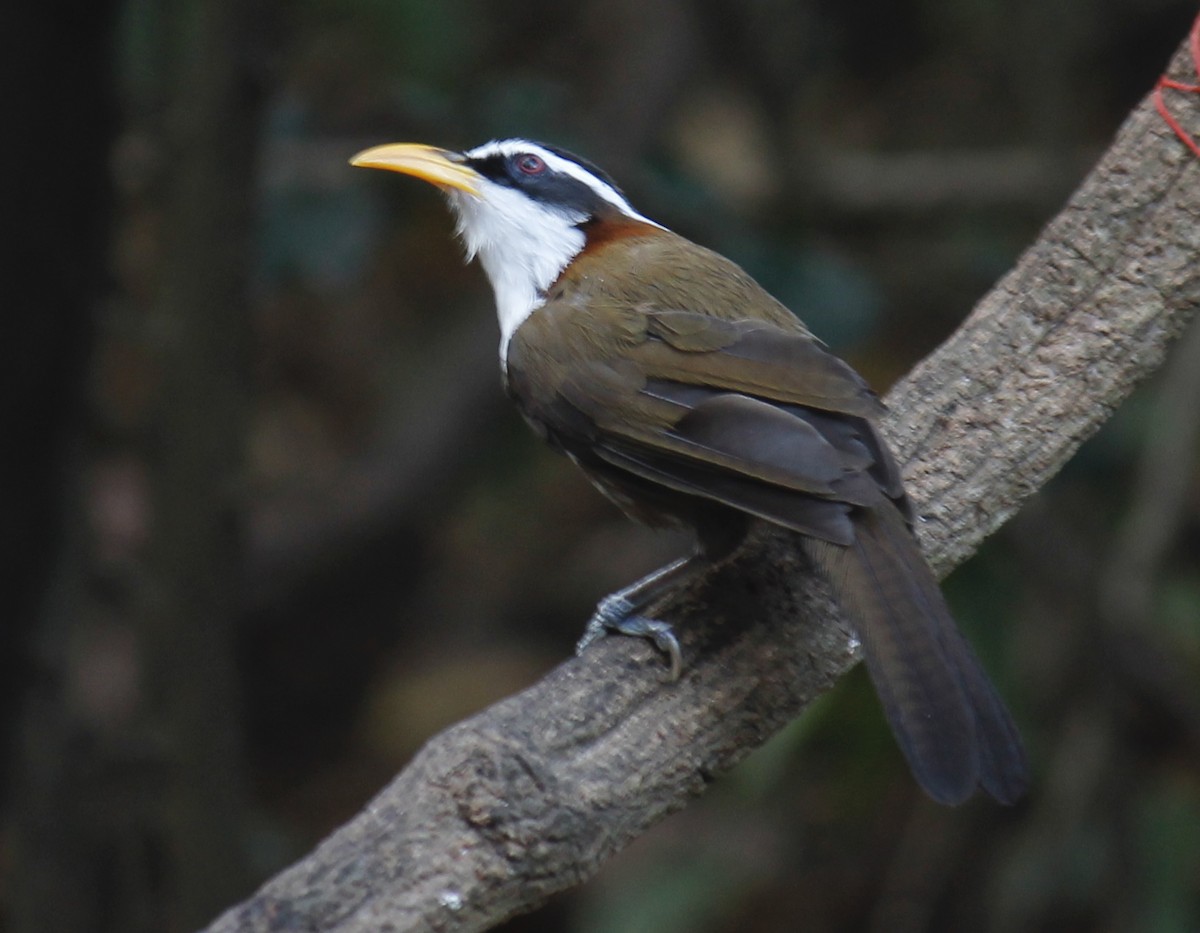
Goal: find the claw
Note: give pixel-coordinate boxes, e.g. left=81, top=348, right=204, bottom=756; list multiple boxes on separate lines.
left=620, top=616, right=683, bottom=681
left=576, top=594, right=683, bottom=680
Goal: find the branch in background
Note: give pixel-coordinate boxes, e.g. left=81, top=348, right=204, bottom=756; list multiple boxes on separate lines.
left=204, top=36, right=1200, bottom=933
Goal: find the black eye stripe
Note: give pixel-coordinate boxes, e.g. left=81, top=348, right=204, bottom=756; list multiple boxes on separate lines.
left=465, top=143, right=628, bottom=199
left=463, top=148, right=616, bottom=218
left=467, top=154, right=514, bottom=184
left=539, top=144, right=625, bottom=197
left=534, top=175, right=608, bottom=215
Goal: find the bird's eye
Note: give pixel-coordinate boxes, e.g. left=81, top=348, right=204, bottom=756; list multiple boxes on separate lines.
left=515, top=153, right=546, bottom=175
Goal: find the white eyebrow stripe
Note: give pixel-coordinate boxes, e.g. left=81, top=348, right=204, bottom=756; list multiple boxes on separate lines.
left=462, top=139, right=665, bottom=229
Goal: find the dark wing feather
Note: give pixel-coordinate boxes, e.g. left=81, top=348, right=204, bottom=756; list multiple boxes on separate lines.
left=558, top=367, right=879, bottom=501
left=638, top=312, right=887, bottom=418
left=590, top=435, right=859, bottom=546
left=551, top=352, right=885, bottom=545
left=547, top=310, right=893, bottom=521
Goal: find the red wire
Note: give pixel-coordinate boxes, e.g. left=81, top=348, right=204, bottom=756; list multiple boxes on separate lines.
left=1155, top=13, right=1200, bottom=159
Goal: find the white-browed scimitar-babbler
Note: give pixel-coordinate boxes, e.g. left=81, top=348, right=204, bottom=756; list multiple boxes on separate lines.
left=351, top=138, right=1030, bottom=806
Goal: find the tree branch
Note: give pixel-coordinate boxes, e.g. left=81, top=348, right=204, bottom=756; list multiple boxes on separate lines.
left=206, top=37, right=1200, bottom=933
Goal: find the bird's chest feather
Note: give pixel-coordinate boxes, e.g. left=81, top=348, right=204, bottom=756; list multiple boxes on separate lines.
left=503, top=300, right=632, bottom=450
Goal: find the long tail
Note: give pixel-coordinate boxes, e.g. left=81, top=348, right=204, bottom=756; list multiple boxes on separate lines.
left=805, top=505, right=1029, bottom=805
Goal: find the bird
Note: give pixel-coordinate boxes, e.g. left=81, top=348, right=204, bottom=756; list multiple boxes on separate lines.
left=350, top=138, right=1029, bottom=806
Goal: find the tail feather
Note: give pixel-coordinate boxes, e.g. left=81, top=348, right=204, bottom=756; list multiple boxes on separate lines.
left=944, top=630, right=1029, bottom=804
left=806, top=505, right=1028, bottom=805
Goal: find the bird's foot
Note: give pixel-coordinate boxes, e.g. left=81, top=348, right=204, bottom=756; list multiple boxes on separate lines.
left=576, top=594, right=682, bottom=681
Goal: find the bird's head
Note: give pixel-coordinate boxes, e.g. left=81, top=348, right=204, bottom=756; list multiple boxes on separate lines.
left=351, top=138, right=662, bottom=358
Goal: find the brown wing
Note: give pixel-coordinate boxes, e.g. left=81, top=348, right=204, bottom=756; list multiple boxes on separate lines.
left=639, top=311, right=887, bottom=419
left=511, top=305, right=904, bottom=545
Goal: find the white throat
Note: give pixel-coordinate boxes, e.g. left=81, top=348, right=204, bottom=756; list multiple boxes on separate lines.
left=447, top=185, right=585, bottom=365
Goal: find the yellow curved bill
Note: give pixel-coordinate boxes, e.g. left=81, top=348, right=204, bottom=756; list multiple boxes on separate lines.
left=349, top=143, right=480, bottom=195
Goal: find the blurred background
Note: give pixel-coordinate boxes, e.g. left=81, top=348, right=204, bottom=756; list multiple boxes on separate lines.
left=5, top=0, right=1200, bottom=930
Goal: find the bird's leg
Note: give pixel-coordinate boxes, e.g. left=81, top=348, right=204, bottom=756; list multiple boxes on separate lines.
left=576, top=554, right=707, bottom=680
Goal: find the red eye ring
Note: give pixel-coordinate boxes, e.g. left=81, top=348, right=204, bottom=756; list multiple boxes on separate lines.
left=516, top=153, right=546, bottom=175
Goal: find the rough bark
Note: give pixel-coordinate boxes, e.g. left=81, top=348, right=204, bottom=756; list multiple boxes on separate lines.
left=205, top=37, right=1200, bottom=933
